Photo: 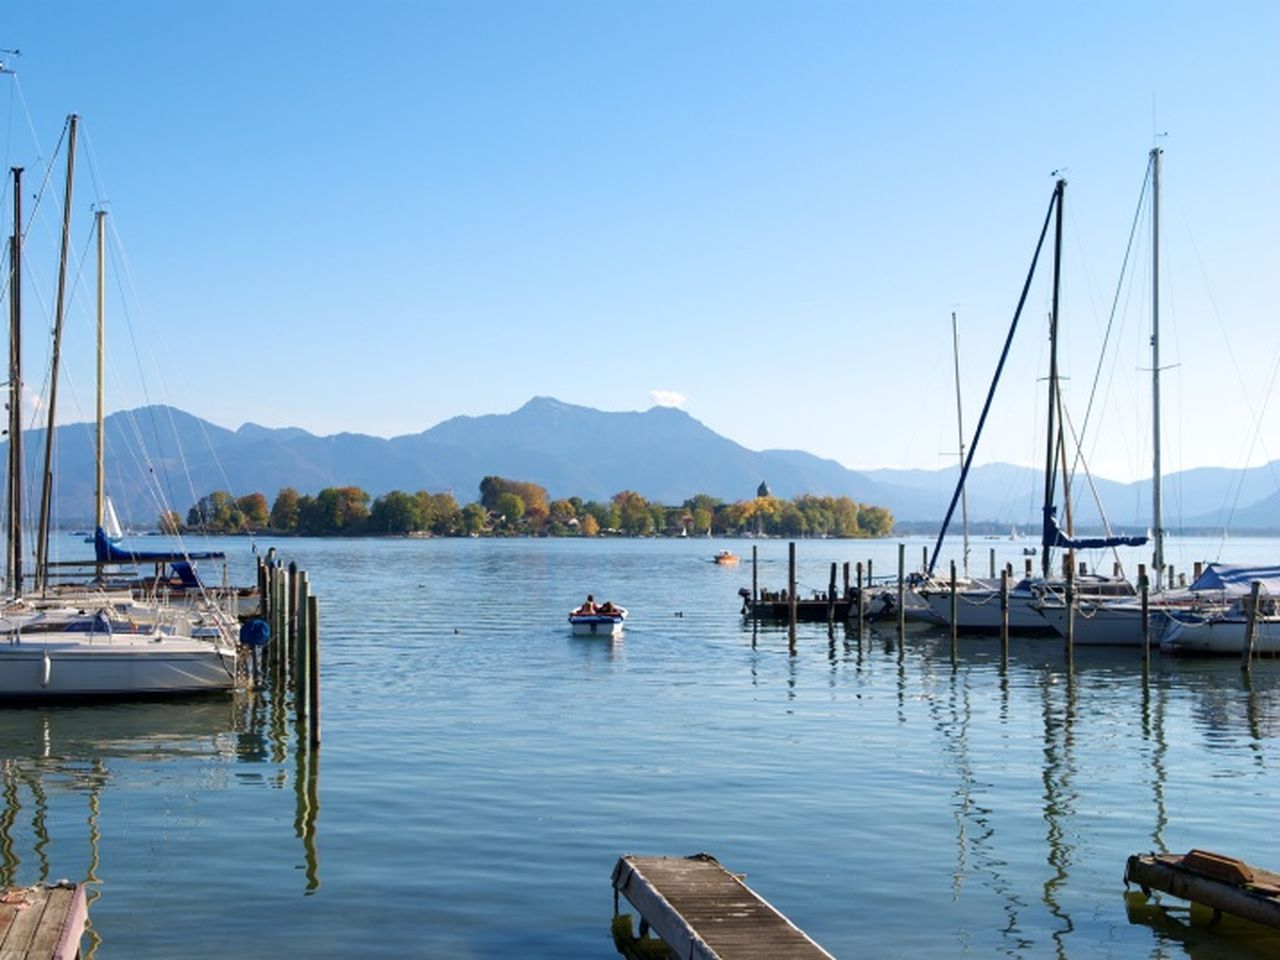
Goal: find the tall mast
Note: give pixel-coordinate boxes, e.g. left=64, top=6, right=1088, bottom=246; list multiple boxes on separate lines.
left=35, top=113, right=77, bottom=592
left=6, top=167, right=21, bottom=595
left=1150, top=147, right=1164, bottom=590
left=951, top=311, right=970, bottom=577
left=1041, top=178, right=1065, bottom=579
left=95, top=209, right=106, bottom=542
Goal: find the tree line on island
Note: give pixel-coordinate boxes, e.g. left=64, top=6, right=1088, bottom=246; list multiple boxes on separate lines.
left=162, top=476, right=894, bottom=539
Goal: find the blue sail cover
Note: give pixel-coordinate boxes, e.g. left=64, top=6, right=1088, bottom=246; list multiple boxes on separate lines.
left=1189, top=563, right=1280, bottom=596
left=1042, top=506, right=1148, bottom=551
left=94, top=527, right=225, bottom=564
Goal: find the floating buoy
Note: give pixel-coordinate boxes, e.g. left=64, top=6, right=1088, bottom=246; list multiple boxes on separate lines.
left=239, top=618, right=271, bottom=648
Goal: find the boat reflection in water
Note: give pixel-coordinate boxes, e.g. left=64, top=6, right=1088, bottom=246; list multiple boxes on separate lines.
left=0, top=693, right=320, bottom=957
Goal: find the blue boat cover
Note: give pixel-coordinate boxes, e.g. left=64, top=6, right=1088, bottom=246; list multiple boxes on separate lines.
left=1189, top=563, right=1280, bottom=596
left=94, top=527, right=225, bottom=564
left=1042, top=506, right=1148, bottom=550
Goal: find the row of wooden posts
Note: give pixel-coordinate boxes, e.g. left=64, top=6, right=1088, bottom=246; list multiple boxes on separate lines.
left=256, top=552, right=321, bottom=745
left=756, top=542, right=1270, bottom=672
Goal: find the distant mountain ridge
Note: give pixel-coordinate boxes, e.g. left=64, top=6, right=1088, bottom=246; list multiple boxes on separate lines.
left=6, top=397, right=1277, bottom=532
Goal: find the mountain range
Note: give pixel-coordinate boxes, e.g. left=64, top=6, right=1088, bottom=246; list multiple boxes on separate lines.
left=8, top=397, right=1278, bottom=533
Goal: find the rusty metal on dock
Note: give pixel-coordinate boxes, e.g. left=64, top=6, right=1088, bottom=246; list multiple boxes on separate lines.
left=1125, top=849, right=1280, bottom=929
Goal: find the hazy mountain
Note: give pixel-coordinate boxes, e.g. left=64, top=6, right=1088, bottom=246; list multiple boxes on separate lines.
left=4, top=398, right=1276, bottom=532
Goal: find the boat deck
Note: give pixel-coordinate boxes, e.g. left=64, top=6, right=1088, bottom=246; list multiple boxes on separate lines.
left=611, top=853, right=833, bottom=959
left=0, top=882, right=87, bottom=959
left=1125, top=850, right=1280, bottom=929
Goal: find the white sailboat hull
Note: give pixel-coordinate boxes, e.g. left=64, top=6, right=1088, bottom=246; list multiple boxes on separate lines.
left=1161, top=615, right=1280, bottom=656
left=1035, top=601, right=1166, bottom=647
left=0, top=636, right=236, bottom=698
left=920, top=585, right=1054, bottom=633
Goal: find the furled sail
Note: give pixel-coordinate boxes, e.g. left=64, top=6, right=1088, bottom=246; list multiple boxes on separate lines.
left=1041, top=506, right=1148, bottom=551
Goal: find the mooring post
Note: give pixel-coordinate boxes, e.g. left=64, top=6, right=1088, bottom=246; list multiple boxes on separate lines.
left=989, top=547, right=996, bottom=579
left=1194, top=561, right=1203, bottom=581
left=827, top=562, right=837, bottom=630
left=257, top=557, right=268, bottom=620
left=1025, top=558, right=1032, bottom=577
left=1000, top=568, right=1010, bottom=660
left=867, top=559, right=873, bottom=591
left=787, top=541, right=797, bottom=646
left=842, top=561, right=850, bottom=598
left=855, top=562, right=864, bottom=638
left=751, top=545, right=758, bottom=607
left=308, top=593, right=321, bottom=745
left=949, top=560, right=958, bottom=655
left=1241, top=580, right=1263, bottom=673
left=1065, top=561, right=1076, bottom=667
left=922, top=545, right=928, bottom=572
left=897, top=543, right=906, bottom=639
left=1139, top=564, right=1150, bottom=669
left=296, top=572, right=311, bottom=716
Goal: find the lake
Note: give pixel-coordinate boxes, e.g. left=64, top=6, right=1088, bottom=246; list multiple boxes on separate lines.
left=3, top=534, right=1279, bottom=958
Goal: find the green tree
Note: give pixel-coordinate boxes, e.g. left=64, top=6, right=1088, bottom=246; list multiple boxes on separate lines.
left=613, top=491, right=652, bottom=536
left=301, top=487, right=370, bottom=534
left=461, top=502, right=489, bottom=535
left=187, top=491, right=240, bottom=533
left=237, top=493, right=270, bottom=530
left=157, top=509, right=182, bottom=534
left=494, top=492, right=526, bottom=525
left=270, top=487, right=301, bottom=532
left=370, top=490, right=423, bottom=534
left=580, top=513, right=599, bottom=537
left=858, top=505, right=893, bottom=537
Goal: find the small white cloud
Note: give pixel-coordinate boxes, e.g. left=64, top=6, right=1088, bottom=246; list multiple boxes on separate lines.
left=649, top=389, right=687, bottom=408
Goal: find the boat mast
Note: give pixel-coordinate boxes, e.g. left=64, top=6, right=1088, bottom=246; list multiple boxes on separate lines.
left=6, top=167, right=21, bottom=595
left=1150, top=147, right=1164, bottom=590
left=1041, top=178, right=1065, bottom=580
left=95, top=209, right=106, bottom=579
left=951, top=311, right=970, bottom=577
left=34, top=113, right=77, bottom=593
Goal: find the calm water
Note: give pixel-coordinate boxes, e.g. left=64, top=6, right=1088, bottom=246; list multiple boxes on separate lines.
left=3, top=534, right=1280, bottom=958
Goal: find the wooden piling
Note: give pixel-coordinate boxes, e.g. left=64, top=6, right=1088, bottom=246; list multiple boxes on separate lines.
left=1064, top=561, right=1075, bottom=666
left=897, top=543, right=906, bottom=638
left=842, top=561, right=849, bottom=598
left=922, top=545, right=928, bottom=572
left=787, top=542, right=797, bottom=645
left=295, top=573, right=311, bottom=717
left=1139, top=564, right=1150, bottom=669
left=827, top=563, right=837, bottom=630
left=307, top=593, right=321, bottom=745
left=1194, top=561, right=1203, bottom=581
left=1242, top=580, right=1263, bottom=672
left=999, top=568, right=1010, bottom=659
left=989, top=547, right=996, bottom=579
left=751, top=546, right=758, bottom=605
left=948, top=560, right=957, bottom=653
left=1025, top=558, right=1032, bottom=577
left=855, top=562, right=864, bottom=638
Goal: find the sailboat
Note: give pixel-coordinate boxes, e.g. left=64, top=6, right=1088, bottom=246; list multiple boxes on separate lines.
left=0, top=145, right=238, bottom=699
left=918, top=177, right=1145, bottom=634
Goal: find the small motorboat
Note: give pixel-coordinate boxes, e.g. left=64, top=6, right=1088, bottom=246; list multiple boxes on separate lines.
left=568, top=599, right=627, bottom=636
left=713, top=550, right=739, bottom=566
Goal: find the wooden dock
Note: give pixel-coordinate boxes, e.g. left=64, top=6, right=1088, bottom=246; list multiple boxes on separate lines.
left=611, top=854, right=834, bottom=959
left=0, top=883, right=87, bottom=960
left=1125, top=850, right=1280, bottom=929
left=742, top=598, right=851, bottom=623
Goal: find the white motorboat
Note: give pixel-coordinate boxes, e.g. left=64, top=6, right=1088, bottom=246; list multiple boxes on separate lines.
left=1162, top=609, right=1280, bottom=656
left=568, top=602, right=626, bottom=637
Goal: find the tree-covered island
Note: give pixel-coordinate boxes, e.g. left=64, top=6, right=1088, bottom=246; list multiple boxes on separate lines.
left=168, top=476, right=893, bottom=538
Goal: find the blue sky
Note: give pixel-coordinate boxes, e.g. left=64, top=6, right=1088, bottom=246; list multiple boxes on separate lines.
left=3, top=2, right=1277, bottom=484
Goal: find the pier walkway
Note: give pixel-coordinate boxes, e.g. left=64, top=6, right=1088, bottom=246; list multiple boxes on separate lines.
left=1125, top=850, right=1280, bottom=929
left=612, top=853, right=834, bottom=959
left=0, top=883, right=86, bottom=959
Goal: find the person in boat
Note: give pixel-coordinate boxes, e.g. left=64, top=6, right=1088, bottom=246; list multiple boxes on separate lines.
left=577, top=594, right=597, bottom=615
left=598, top=600, right=616, bottom=615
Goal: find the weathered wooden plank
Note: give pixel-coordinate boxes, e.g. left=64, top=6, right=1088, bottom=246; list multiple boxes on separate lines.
left=613, top=854, right=834, bottom=960
left=0, top=885, right=86, bottom=960
left=1126, top=851, right=1280, bottom=930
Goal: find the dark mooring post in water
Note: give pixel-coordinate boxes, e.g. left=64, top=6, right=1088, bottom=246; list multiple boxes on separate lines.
left=827, top=563, right=837, bottom=630
left=999, top=568, right=1010, bottom=661
left=1241, top=580, right=1263, bottom=674
left=307, top=593, right=321, bottom=745
left=897, top=543, right=906, bottom=639
left=751, top=545, right=758, bottom=605
left=855, top=562, right=864, bottom=638
left=1139, top=564, right=1150, bottom=670
left=949, top=560, right=958, bottom=654
left=1064, top=560, right=1076, bottom=667
left=989, top=547, right=996, bottom=579
left=787, top=541, right=797, bottom=644
left=842, top=561, right=850, bottom=598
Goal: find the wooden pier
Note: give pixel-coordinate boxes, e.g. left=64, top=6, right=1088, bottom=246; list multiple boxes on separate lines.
left=1125, top=850, right=1280, bottom=929
left=611, top=854, right=834, bottom=960
left=0, top=883, right=86, bottom=960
